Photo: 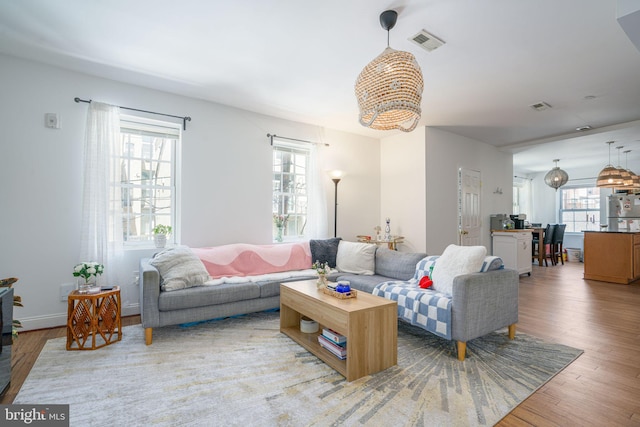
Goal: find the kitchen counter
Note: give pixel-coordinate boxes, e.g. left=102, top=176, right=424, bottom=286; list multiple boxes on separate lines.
left=583, top=231, right=640, bottom=284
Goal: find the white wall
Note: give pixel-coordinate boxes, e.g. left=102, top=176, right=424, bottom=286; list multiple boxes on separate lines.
left=0, top=54, right=380, bottom=330
left=380, top=128, right=427, bottom=253
left=379, top=127, right=513, bottom=256
left=425, top=128, right=513, bottom=255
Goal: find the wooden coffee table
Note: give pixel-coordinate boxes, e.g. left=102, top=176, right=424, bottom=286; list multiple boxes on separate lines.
left=280, top=280, right=397, bottom=381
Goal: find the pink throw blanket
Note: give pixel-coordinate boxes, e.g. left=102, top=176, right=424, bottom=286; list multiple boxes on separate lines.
left=191, top=242, right=312, bottom=279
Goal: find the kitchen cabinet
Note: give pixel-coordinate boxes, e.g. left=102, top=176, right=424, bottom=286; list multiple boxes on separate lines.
left=583, top=231, right=640, bottom=284
left=491, top=230, right=533, bottom=276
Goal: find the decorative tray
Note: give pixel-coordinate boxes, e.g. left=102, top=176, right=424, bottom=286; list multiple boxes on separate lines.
left=321, top=287, right=357, bottom=299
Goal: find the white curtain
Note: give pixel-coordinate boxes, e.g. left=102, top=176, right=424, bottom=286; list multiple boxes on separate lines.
left=79, top=101, right=123, bottom=286
left=305, top=143, right=328, bottom=238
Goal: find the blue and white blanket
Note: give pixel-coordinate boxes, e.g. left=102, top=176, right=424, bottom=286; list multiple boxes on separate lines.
left=373, top=280, right=452, bottom=340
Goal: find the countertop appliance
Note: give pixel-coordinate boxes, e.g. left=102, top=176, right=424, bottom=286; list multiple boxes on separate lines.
left=510, top=214, right=527, bottom=229
left=608, top=194, right=640, bottom=232
left=490, top=214, right=510, bottom=230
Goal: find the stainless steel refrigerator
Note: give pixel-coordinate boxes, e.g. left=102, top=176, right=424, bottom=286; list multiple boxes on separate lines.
left=608, top=194, right=640, bottom=231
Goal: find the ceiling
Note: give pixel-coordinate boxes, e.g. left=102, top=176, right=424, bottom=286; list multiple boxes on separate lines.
left=1, top=0, right=640, bottom=175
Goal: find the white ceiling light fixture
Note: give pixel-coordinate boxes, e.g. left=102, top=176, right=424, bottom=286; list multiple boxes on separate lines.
left=355, top=10, right=424, bottom=132
left=544, top=159, right=569, bottom=191
left=596, top=141, right=625, bottom=188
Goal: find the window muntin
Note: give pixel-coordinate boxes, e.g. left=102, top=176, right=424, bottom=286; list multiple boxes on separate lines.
left=559, top=186, right=600, bottom=232
left=272, top=140, right=310, bottom=241
left=117, top=117, right=179, bottom=246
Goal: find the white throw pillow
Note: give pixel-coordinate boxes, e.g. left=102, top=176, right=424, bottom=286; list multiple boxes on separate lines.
left=431, top=244, right=487, bottom=295
left=336, top=241, right=376, bottom=275
left=150, top=246, right=211, bottom=291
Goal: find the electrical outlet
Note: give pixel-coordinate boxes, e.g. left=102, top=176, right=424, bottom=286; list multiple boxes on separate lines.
left=60, top=282, right=76, bottom=301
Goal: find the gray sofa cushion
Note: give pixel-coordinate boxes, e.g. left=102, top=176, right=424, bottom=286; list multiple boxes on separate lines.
left=158, top=282, right=260, bottom=311
left=310, top=237, right=342, bottom=268
left=334, top=274, right=393, bottom=294
left=375, top=248, right=427, bottom=281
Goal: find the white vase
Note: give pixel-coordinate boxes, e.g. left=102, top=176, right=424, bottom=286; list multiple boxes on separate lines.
left=154, top=234, right=167, bottom=248
left=316, top=274, right=328, bottom=289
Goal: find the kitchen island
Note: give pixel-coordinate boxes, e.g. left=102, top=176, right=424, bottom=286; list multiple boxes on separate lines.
left=583, top=230, right=640, bottom=284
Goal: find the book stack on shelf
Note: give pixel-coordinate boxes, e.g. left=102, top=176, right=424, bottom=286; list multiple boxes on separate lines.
left=318, top=328, right=347, bottom=359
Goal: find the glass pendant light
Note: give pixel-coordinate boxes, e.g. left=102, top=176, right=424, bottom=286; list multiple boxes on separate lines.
left=544, top=159, right=569, bottom=190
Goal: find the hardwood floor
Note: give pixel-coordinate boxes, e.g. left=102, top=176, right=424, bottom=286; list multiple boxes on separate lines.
left=2, top=262, right=640, bottom=426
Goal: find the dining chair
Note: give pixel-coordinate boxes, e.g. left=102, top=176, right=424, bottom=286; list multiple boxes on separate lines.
left=532, top=224, right=555, bottom=266
left=552, top=224, right=567, bottom=265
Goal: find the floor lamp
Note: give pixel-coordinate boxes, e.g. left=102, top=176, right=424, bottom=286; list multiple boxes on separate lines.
left=328, top=170, right=344, bottom=238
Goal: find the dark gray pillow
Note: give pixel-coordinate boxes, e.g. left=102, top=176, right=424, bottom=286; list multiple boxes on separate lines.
left=310, top=237, right=342, bottom=268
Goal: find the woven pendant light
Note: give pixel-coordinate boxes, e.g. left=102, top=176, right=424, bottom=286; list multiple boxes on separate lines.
left=355, top=10, right=423, bottom=132
left=596, top=141, right=624, bottom=188
left=544, top=159, right=569, bottom=191
left=615, top=146, right=634, bottom=187
left=623, top=150, right=640, bottom=189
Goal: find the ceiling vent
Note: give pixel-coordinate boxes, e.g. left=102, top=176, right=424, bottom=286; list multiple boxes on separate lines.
left=529, top=101, right=552, bottom=111
left=409, top=30, right=445, bottom=52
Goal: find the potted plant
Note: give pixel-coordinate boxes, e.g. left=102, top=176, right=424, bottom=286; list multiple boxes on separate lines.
left=153, top=224, right=172, bottom=248
left=72, top=261, right=105, bottom=293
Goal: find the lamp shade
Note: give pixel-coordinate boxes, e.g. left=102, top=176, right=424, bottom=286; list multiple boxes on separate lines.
left=544, top=159, right=569, bottom=190
left=597, top=141, right=624, bottom=188
left=355, top=48, right=423, bottom=132
left=596, top=165, right=624, bottom=187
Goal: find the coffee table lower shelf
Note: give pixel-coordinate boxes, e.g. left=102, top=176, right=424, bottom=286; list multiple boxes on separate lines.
left=281, top=326, right=347, bottom=376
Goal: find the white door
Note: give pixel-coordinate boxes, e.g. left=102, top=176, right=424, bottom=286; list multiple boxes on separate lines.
left=459, top=168, right=481, bottom=246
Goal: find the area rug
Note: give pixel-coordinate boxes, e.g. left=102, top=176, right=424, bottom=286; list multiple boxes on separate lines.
left=15, top=311, right=582, bottom=426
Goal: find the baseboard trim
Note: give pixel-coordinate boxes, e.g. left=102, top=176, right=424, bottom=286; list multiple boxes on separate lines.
left=19, top=303, right=140, bottom=332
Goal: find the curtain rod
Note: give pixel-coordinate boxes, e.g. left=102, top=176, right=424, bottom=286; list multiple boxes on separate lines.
left=74, top=97, right=192, bottom=131
left=267, top=133, right=329, bottom=147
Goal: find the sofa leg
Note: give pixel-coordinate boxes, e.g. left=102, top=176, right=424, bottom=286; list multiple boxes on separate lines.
left=508, top=324, right=516, bottom=340
left=457, top=341, right=466, bottom=361
left=145, top=328, right=153, bottom=345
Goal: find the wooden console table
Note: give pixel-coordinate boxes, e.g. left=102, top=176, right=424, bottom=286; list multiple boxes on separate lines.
left=67, top=286, right=122, bottom=350
left=356, top=235, right=404, bottom=250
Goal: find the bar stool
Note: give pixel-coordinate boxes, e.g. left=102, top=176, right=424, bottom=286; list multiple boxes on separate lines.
left=552, top=224, right=566, bottom=265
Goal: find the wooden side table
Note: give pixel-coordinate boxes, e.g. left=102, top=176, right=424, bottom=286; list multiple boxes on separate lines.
left=66, top=286, right=122, bottom=350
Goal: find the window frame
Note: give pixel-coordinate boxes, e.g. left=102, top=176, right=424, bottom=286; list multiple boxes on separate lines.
left=272, top=138, right=311, bottom=242
left=116, top=115, right=181, bottom=248
left=558, top=185, right=601, bottom=233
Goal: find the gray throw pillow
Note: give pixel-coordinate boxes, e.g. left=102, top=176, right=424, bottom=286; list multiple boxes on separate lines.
left=310, top=237, right=342, bottom=268
left=149, top=246, right=210, bottom=292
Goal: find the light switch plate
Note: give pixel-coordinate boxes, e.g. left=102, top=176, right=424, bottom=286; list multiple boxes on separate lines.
left=45, top=113, right=60, bottom=129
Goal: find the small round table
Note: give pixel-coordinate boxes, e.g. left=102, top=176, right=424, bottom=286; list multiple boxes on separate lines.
left=66, top=286, right=122, bottom=350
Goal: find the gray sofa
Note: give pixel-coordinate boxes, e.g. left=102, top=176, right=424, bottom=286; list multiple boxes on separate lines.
left=139, top=244, right=425, bottom=345
left=140, top=243, right=519, bottom=361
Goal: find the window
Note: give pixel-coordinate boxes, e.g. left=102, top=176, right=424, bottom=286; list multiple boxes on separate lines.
left=117, top=116, right=180, bottom=246
left=272, top=140, right=310, bottom=241
left=513, top=177, right=531, bottom=217
left=559, top=186, right=600, bottom=232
